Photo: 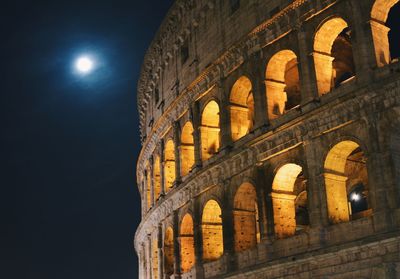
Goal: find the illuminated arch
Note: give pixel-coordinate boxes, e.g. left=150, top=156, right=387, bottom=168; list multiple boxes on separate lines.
left=202, top=200, right=224, bottom=261
left=313, top=17, right=355, bottom=95
left=271, top=163, right=308, bottom=238
left=233, top=182, right=260, bottom=252
left=370, top=0, right=399, bottom=66
left=324, top=140, right=370, bottom=224
left=181, top=122, right=195, bottom=177
left=153, top=156, right=161, bottom=202
left=201, top=101, right=220, bottom=161
left=164, top=139, right=176, bottom=193
left=265, top=50, right=301, bottom=120
left=230, top=76, right=254, bottom=141
left=164, top=227, right=174, bottom=277
left=180, top=214, right=195, bottom=273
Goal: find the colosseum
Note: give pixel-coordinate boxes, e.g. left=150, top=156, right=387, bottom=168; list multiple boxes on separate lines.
left=134, top=0, right=400, bottom=278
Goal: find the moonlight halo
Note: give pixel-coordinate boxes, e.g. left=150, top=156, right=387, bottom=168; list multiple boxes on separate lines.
left=75, top=56, right=94, bottom=74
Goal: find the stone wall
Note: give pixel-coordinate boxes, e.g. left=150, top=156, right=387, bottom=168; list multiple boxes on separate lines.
left=135, top=0, right=400, bottom=278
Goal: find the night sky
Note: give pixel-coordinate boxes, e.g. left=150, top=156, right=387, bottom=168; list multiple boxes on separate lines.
left=1, top=1, right=173, bottom=278
left=1, top=1, right=399, bottom=279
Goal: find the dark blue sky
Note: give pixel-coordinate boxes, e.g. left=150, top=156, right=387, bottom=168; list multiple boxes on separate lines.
left=1, top=1, right=173, bottom=278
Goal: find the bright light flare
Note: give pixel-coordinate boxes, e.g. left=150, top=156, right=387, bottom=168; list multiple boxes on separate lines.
left=350, top=193, right=360, bottom=202
left=75, top=56, right=94, bottom=74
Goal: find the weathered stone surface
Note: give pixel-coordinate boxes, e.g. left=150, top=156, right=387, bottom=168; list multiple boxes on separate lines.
left=135, top=0, right=400, bottom=278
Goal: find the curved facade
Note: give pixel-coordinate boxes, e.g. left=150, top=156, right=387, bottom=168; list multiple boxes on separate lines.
left=135, top=0, right=400, bottom=278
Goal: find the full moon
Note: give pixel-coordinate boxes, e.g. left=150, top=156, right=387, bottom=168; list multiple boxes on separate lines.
left=75, top=56, right=94, bottom=74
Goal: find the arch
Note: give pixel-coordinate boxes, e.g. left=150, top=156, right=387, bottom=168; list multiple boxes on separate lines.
left=201, top=101, right=220, bottom=161
left=233, top=182, right=260, bottom=252
left=324, top=140, right=370, bottom=224
left=230, top=76, right=254, bottom=141
left=370, top=0, right=399, bottom=67
left=265, top=50, right=301, bottom=120
left=181, top=122, right=195, bottom=177
left=164, top=139, right=176, bottom=193
left=313, top=17, right=355, bottom=95
left=152, top=239, right=158, bottom=279
left=271, top=163, right=308, bottom=238
left=153, top=156, right=161, bottom=202
left=202, top=200, right=224, bottom=261
left=180, top=214, right=195, bottom=273
left=164, top=227, right=174, bottom=277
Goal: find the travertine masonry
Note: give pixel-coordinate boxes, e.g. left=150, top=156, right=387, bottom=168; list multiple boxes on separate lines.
left=135, top=0, right=400, bottom=278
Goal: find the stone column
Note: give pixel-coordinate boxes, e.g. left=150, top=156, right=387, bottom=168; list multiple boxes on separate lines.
left=147, top=237, right=152, bottom=279
left=191, top=102, right=203, bottom=168
left=149, top=156, right=155, bottom=208
left=350, top=0, right=387, bottom=71
left=173, top=121, right=182, bottom=185
left=160, top=140, right=166, bottom=196
left=249, top=51, right=269, bottom=129
left=303, top=140, right=326, bottom=227
left=193, top=200, right=204, bottom=279
left=158, top=225, right=163, bottom=279
left=221, top=183, right=236, bottom=271
left=172, top=210, right=182, bottom=278
left=296, top=27, right=319, bottom=103
left=219, top=80, right=233, bottom=150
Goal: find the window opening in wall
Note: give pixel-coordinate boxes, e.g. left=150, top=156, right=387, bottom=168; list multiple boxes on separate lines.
left=271, top=163, right=309, bottom=238
left=200, top=101, right=220, bottom=161
left=164, top=140, right=176, bottom=193
left=164, top=227, right=174, bottom=277
left=324, top=141, right=371, bottom=224
left=181, top=40, right=189, bottom=65
left=202, top=200, right=224, bottom=261
left=230, top=76, right=254, bottom=141
left=181, top=122, right=195, bottom=176
left=265, top=50, right=301, bottom=120
left=370, top=0, right=399, bottom=66
left=180, top=214, right=195, bottom=273
left=230, top=0, right=240, bottom=13
left=313, top=17, right=355, bottom=95
left=233, top=182, right=260, bottom=253
left=331, top=28, right=355, bottom=88
left=387, top=2, right=400, bottom=60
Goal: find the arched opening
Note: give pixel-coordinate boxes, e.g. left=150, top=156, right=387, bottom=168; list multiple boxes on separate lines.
left=202, top=200, right=224, bottom=261
left=313, top=17, right=355, bottom=95
left=146, top=166, right=152, bottom=211
left=230, top=76, right=254, bottom=141
left=152, top=239, right=159, bottom=279
left=153, top=156, right=161, bottom=202
left=271, top=163, right=308, bottom=238
left=164, top=227, right=174, bottom=277
left=233, top=182, right=260, bottom=252
left=180, top=214, right=195, bottom=273
left=201, top=101, right=220, bottom=161
left=164, top=139, right=176, bottom=193
left=181, top=122, right=195, bottom=177
left=370, top=0, right=399, bottom=67
left=324, top=141, right=370, bottom=224
left=265, top=50, right=301, bottom=120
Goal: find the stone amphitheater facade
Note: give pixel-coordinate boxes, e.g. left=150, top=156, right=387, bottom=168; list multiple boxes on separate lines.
left=134, top=0, right=400, bottom=278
